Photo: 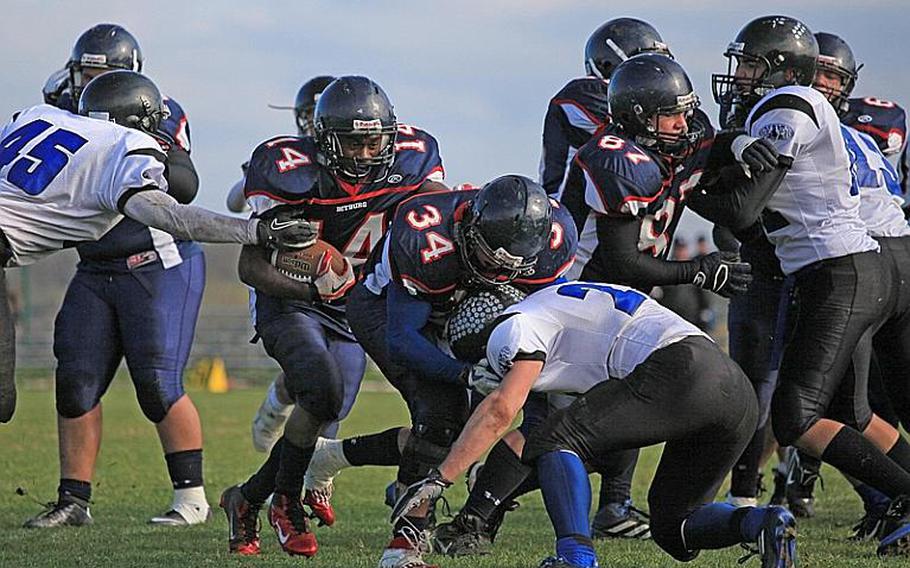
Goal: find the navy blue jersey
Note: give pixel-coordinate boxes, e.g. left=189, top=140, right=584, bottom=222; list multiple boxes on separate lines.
left=844, top=96, right=908, bottom=195
left=539, top=77, right=610, bottom=197
left=363, top=189, right=576, bottom=306
left=244, top=124, right=444, bottom=330
left=72, top=94, right=201, bottom=272
left=562, top=111, right=715, bottom=282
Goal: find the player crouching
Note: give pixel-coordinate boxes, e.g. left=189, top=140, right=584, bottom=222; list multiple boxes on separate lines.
left=392, top=282, right=797, bottom=568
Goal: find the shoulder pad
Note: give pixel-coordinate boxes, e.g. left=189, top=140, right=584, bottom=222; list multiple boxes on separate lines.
left=845, top=97, right=907, bottom=156
left=576, top=128, right=664, bottom=213
left=514, top=202, right=578, bottom=289
left=551, top=77, right=610, bottom=128
left=385, top=124, right=445, bottom=187
left=160, top=96, right=191, bottom=152
left=244, top=136, right=321, bottom=203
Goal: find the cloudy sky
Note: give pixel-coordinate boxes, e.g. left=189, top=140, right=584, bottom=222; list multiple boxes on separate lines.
left=2, top=1, right=908, bottom=236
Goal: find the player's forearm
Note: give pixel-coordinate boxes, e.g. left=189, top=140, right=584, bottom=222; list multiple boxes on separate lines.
left=687, top=160, right=791, bottom=231
left=593, top=216, right=698, bottom=287
left=123, top=190, right=259, bottom=244
left=238, top=245, right=315, bottom=301
left=439, top=391, right=519, bottom=481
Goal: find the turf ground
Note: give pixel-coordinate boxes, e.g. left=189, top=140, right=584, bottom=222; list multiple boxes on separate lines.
left=2, top=381, right=909, bottom=568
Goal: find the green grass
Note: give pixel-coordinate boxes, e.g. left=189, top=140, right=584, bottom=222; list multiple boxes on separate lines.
left=1, top=384, right=908, bottom=567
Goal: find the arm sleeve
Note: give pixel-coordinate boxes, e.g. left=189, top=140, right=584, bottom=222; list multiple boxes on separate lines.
left=164, top=146, right=199, bottom=204
left=686, top=158, right=791, bottom=231
left=122, top=190, right=259, bottom=245
left=386, top=280, right=469, bottom=384
left=591, top=214, right=699, bottom=288
left=226, top=175, right=251, bottom=213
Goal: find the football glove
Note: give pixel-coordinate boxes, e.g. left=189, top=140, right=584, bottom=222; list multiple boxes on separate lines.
left=256, top=207, right=319, bottom=250
left=692, top=252, right=752, bottom=298
left=463, top=358, right=501, bottom=396
left=314, top=257, right=355, bottom=302
left=390, top=468, right=453, bottom=525
left=732, top=134, right=780, bottom=174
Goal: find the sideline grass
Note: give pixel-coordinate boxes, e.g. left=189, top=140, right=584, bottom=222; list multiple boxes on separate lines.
left=0, top=385, right=906, bottom=567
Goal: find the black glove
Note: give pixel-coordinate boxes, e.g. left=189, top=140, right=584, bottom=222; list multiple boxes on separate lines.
left=692, top=252, right=752, bottom=298
left=732, top=135, right=780, bottom=173
left=256, top=207, right=319, bottom=250
left=390, top=468, right=453, bottom=524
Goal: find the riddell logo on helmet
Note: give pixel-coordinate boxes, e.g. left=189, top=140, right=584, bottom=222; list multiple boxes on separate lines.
left=80, top=53, right=108, bottom=67
left=353, top=119, right=382, bottom=131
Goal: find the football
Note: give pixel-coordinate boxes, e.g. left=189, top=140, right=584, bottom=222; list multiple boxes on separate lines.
left=270, top=240, right=347, bottom=283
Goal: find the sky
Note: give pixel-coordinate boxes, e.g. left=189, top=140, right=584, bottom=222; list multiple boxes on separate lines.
left=2, top=1, right=908, bottom=237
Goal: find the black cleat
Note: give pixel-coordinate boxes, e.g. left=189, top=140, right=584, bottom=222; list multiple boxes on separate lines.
left=877, top=495, right=910, bottom=557
left=24, top=498, right=92, bottom=528
left=592, top=501, right=651, bottom=540
left=434, top=512, right=494, bottom=557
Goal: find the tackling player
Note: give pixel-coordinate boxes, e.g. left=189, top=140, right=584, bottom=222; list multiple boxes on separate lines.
left=392, top=282, right=798, bottom=568
left=217, top=76, right=446, bottom=557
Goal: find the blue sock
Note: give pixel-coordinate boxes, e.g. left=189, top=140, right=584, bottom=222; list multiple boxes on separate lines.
left=538, top=450, right=597, bottom=567
left=683, top=503, right=765, bottom=550
left=854, top=483, right=891, bottom=516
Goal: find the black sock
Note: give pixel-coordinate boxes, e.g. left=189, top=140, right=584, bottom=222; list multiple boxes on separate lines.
left=595, top=448, right=637, bottom=506
left=242, top=437, right=284, bottom=505
left=887, top=436, right=910, bottom=473
left=731, top=426, right=766, bottom=497
left=821, top=427, right=910, bottom=498
left=274, top=440, right=315, bottom=499
left=165, top=449, right=204, bottom=489
left=462, top=440, right=532, bottom=521
left=58, top=478, right=91, bottom=504
left=343, top=427, right=403, bottom=466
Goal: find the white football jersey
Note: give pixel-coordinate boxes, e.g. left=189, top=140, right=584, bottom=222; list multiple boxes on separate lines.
left=0, top=104, right=167, bottom=266
left=841, top=124, right=910, bottom=238
left=485, top=281, right=708, bottom=394
left=746, top=86, right=879, bottom=274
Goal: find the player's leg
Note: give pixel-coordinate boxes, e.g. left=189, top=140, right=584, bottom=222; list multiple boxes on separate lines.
left=25, top=271, right=121, bottom=528
left=0, top=264, right=16, bottom=423
left=118, top=255, right=210, bottom=526
left=251, top=371, right=293, bottom=452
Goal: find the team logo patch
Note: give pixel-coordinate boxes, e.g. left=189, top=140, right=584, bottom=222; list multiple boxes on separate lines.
left=858, top=114, right=873, bottom=123
left=497, top=345, right=514, bottom=373
left=758, top=123, right=795, bottom=141
left=387, top=174, right=403, bottom=184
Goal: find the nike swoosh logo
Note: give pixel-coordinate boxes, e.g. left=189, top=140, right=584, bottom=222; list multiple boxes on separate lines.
left=270, top=218, right=299, bottom=231
left=276, top=523, right=290, bottom=544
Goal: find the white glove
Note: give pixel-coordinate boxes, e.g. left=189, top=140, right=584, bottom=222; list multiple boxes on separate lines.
left=466, top=358, right=502, bottom=396
left=314, top=257, right=355, bottom=302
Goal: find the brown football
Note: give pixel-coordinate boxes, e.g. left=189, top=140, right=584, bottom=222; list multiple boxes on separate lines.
left=270, top=240, right=346, bottom=282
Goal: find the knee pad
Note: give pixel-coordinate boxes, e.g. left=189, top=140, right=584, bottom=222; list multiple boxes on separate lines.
left=55, top=369, right=105, bottom=419
left=398, top=419, right=460, bottom=485
left=134, top=371, right=183, bottom=423
left=293, top=379, right=343, bottom=423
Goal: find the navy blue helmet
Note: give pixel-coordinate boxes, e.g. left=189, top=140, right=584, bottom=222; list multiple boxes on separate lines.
left=68, top=24, right=143, bottom=100
left=608, top=53, right=704, bottom=157
left=814, top=32, right=862, bottom=116
left=313, top=76, right=397, bottom=181
left=584, top=18, right=671, bottom=80
left=78, top=70, right=168, bottom=135
left=458, top=175, right=553, bottom=287
left=294, top=75, right=336, bottom=136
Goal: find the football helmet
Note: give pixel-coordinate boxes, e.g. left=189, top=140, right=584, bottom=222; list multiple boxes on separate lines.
left=584, top=18, right=671, bottom=80
left=295, top=75, right=336, bottom=136
left=712, top=15, right=818, bottom=120
left=813, top=32, right=862, bottom=116
left=608, top=53, right=704, bottom=157
left=78, top=70, right=169, bottom=134
left=68, top=24, right=143, bottom=100
left=313, top=76, right=397, bottom=181
left=457, top=175, right=552, bottom=287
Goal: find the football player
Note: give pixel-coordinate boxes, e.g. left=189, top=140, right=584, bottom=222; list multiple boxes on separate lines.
left=305, top=175, right=575, bottom=568
left=21, top=24, right=214, bottom=529
left=218, top=76, right=446, bottom=557
left=0, top=70, right=315, bottom=432
left=711, top=15, right=910, bottom=556
left=392, top=282, right=798, bottom=568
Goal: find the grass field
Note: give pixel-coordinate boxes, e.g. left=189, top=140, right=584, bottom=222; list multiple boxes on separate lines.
left=1, top=382, right=909, bottom=568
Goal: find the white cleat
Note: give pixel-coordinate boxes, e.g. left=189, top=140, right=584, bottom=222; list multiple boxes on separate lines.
left=378, top=528, right=436, bottom=568
left=251, top=382, right=293, bottom=453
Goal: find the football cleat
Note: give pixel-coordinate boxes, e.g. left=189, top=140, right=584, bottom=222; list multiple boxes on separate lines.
left=219, top=485, right=262, bottom=556
left=24, top=498, right=93, bottom=529
left=379, top=527, right=437, bottom=568
left=251, top=384, right=293, bottom=453
left=849, top=510, right=885, bottom=542
left=753, top=506, right=797, bottom=568
left=269, top=493, right=318, bottom=557
left=538, top=556, right=595, bottom=568
left=149, top=503, right=212, bottom=526
left=303, top=485, right=335, bottom=527
left=591, top=501, right=651, bottom=540
left=877, top=495, right=910, bottom=556
left=385, top=481, right=399, bottom=509
left=434, top=512, right=493, bottom=557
